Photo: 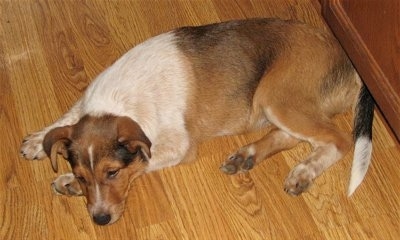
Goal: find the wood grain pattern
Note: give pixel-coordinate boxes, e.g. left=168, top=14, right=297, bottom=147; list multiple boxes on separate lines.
left=1, top=0, right=399, bottom=239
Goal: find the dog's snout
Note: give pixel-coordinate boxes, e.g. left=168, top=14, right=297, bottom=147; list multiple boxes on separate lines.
left=93, top=213, right=111, bottom=225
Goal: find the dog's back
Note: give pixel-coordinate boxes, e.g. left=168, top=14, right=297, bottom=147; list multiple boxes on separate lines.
left=174, top=19, right=361, bottom=139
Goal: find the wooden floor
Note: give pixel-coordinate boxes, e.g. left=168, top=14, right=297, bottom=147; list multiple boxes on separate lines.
left=1, top=0, right=399, bottom=239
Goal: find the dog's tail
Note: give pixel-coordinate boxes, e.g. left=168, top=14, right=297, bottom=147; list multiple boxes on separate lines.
left=347, top=84, right=375, bottom=196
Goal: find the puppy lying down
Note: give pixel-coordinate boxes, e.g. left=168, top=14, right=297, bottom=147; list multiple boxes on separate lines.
left=21, top=18, right=374, bottom=225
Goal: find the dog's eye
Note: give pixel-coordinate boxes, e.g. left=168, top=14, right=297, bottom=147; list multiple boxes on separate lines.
left=75, top=175, right=87, bottom=184
left=107, top=169, right=120, bottom=179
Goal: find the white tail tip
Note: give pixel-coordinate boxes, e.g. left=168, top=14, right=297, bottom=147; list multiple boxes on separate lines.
left=348, top=137, right=373, bottom=196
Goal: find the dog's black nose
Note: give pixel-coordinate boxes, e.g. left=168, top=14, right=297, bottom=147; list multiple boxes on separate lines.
left=93, top=214, right=111, bottom=225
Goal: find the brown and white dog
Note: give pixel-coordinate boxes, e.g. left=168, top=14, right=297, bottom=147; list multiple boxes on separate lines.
left=20, top=18, right=375, bottom=225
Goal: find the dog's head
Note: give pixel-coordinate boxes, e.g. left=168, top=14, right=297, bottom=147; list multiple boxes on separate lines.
left=43, top=115, right=151, bottom=225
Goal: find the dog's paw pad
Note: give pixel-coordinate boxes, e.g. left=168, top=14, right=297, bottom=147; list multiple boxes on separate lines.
left=242, top=156, right=254, bottom=170
left=220, top=152, right=254, bottom=175
left=20, top=132, right=47, bottom=160
left=284, top=164, right=314, bottom=196
left=220, top=164, right=238, bottom=175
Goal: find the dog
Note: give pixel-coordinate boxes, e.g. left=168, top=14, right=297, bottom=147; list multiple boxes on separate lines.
left=20, top=18, right=375, bottom=225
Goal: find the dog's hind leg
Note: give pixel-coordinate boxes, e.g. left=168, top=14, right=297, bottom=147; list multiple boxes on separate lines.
left=220, top=127, right=300, bottom=174
left=20, top=100, right=83, bottom=160
left=263, top=106, right=352, bottom=195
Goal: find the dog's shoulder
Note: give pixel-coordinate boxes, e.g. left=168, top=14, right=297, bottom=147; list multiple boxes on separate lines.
left=81, top=31, right=192, bottom=141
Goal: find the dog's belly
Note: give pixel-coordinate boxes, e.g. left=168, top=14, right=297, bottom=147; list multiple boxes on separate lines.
left=185, top=98, right=270, bottom=140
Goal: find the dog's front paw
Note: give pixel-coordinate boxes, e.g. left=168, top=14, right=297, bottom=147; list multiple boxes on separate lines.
left=20, top=132, right=47, bottom=160
left=51, top=173, right=83, bottom=196
left=284, top=164, right=314, bottom=196
left=220, top=151, right=255, bottom=175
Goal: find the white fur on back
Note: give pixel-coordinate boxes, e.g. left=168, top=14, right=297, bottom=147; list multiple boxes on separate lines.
left=348, top=136, right=373, bottom=196
left=81, top=32, right=191, bottom=171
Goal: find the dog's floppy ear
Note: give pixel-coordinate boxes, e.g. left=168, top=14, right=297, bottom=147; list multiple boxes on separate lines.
left=43, top=126, right=73, bottom=172
left=117, top=116, right=152, bottom=160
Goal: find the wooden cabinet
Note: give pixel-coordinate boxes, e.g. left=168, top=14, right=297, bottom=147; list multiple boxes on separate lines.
left=320, top=0, right=400, bottom=141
